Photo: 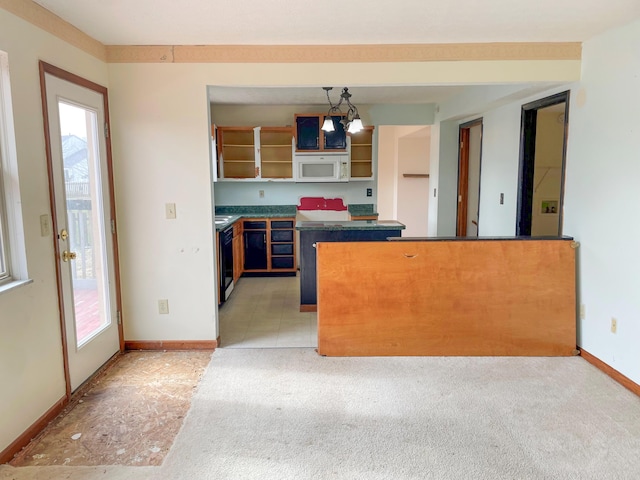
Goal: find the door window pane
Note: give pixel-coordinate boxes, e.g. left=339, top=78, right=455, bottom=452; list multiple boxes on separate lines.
left=59, top=101, right=112, bottom=346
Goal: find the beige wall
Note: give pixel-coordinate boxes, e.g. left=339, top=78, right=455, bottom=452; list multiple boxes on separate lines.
left=107, top=59, right=582, bottom=348
left=376, top=126, right=399, bottom=220
left=377, top=126, right=430, bottom=230
left=0, top=8, right=109, bottom=454
left=0, top=3, right=585, bottom=456
left=397, top=130, right=430, bottom=236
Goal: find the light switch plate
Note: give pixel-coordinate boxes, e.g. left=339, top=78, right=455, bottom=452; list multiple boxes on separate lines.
left=165, top=203, right=176, bottom=219
left=158, top=299, right=169, bottom=314
left=40, top=214, right=51, bottom=237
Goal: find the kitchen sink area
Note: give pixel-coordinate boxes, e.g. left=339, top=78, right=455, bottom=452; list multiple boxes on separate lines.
left=214, top=215, right=236, bottom=226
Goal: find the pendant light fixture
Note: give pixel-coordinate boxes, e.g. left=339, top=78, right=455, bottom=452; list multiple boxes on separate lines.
left=321, top=87, right=363, bottom=134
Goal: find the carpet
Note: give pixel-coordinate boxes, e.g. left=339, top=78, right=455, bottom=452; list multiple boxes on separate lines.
left=2, top=349, right=640, bottom=479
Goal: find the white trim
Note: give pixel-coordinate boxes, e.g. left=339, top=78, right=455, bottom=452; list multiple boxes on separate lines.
left=0, top=51, right=29, bottom=283
left=0, top=279, right=33, bottom=296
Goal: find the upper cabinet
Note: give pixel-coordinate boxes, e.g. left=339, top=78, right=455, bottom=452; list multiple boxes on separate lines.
left=258, top=127, right=294, bottom=179
left=212, top=119, right=373, bottom=182
left=216, top=126, right=294, bottom=180
left=216, top=126, right=258, bottom=179
left=295, top=114, right=347, bottom=152
left=349, top=127, right=374, bottom=180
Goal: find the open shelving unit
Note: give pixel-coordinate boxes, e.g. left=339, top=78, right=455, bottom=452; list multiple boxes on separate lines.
left=259, top=127, right=293, bottom=179
left=349, top=127, right=374, bottom=179
left=217, top=127, right=257, bottom=179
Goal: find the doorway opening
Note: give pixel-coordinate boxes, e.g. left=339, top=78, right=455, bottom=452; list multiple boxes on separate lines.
left=376, top=126, right=431, bottom=237
left=456, top=119, right=483, bottom=237
left=516, top=91, right=570, bottom=236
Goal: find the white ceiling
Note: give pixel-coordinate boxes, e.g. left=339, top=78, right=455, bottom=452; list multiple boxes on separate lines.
left=33, top=0, right=640, bottom=46
left=30, top=0, right=640, bottom=107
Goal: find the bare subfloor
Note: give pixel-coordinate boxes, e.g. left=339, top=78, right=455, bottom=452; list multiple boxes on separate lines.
left=10, top=350, right=211, bottom=467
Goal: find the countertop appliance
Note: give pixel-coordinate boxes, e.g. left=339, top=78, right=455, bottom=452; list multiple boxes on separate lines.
left=294, top=153, right=349, bottom=182
left=219, top=225, right=234, bottom=303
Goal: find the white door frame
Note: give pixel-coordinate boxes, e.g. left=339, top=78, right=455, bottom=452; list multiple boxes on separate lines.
left=39, top=62, right=123, bottom=396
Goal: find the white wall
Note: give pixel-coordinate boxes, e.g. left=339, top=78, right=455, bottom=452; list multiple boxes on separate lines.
left=107, top=64, right=218, bottom=342
left=376, top=126, right=398, bottom=220
left=432, top=18, right=640, bottom=385
left=0, top=8, right=109, bottom=455
left=436, top=120, right=459, bottom=236
left=563, top=18, right=640, bottom=384
left=397, top=133, right=430, bottom=237
left=427, top=122, right=440, bottom=235
left=475, top=103, right=522, bottom=235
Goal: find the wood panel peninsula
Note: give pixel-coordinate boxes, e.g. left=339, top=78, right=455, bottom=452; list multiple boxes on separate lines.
left=315, top=236, right=578, bottom=357
left=296, top=220, right=406, bottom=311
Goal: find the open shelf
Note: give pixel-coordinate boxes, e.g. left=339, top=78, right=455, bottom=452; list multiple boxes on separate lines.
left=349, top=127, right=374, bottom=178
left=260, top=127, right=293, bottom=179
left=218, top=127, right=257, bottom=179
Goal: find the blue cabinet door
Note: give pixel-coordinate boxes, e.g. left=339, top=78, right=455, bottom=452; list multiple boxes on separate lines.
left=323, top=115, right=347, bottom=150
left=244, top=230, right=267, bottom=270
left=299, top=230, right=402, bottom=306
left=296, top=116, right=320, bottom=150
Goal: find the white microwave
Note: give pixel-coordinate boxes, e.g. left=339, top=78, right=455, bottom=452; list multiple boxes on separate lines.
left=294, top=154, right=349, bottom=182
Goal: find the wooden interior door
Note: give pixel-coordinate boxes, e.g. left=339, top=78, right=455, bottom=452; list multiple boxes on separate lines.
left=456, top=119, right=482, bottom=237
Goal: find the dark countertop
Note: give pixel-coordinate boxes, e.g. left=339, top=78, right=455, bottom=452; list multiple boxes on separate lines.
left=215, top=204, right=383, bottom=231
left=216, top=205, right=297, bottom=215
left=214, top=205, right=298, bottom=231
left=296, top=220, right=405, bottom=231
left=347, top=203, right=378, bottom=216
left=388, top=235, right=574, bottom=241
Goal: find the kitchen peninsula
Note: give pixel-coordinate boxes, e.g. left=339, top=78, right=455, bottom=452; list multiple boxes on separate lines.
left=296, top=220, right=405, bottom=310
left=315, top=236, right=578, bottom=357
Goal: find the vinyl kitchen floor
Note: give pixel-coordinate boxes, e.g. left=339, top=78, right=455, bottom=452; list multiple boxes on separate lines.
left=218, top=275, right=317, bottom=349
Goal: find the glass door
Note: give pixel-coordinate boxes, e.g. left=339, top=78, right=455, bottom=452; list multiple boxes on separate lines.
left=44, top=70, right=120, bottom=391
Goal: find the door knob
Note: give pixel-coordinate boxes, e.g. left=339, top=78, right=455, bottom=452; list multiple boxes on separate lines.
left=62, top=250, right=77, bottom=262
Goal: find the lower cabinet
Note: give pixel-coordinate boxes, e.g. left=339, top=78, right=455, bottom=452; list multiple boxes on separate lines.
left=244, top=221, right=267, bottom=270
left=232, top=222, right=243, bottom=283
left=216, top=232, right=221, bottom=305
left=299, top=229, right=402, bottom=308
left=242, top=218, right=296, bottom=275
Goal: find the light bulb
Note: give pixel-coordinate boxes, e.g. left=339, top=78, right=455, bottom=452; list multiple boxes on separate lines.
left=347, top=116, right=363, bottom=133
left=321, top=117, right=335, bottom=132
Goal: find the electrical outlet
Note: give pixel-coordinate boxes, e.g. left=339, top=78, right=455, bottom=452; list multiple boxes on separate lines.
left=259, top=190, right=265, bottom=198
left=165, top=203, right=176, bottom=219
left=158, top=299, right=169, bottom=314
left=610, top=318, right=617, bottom=334
left=579, top=304, right=586, bottom=320
left=366, top=188, right=372, bottom=197
left=499, top=193, right=504, bottom=205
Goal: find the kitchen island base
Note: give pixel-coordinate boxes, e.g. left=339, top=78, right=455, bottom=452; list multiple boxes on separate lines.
left=297, top=220, right=405, bottom=310
left=316, top=238, right=577, bottom=357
